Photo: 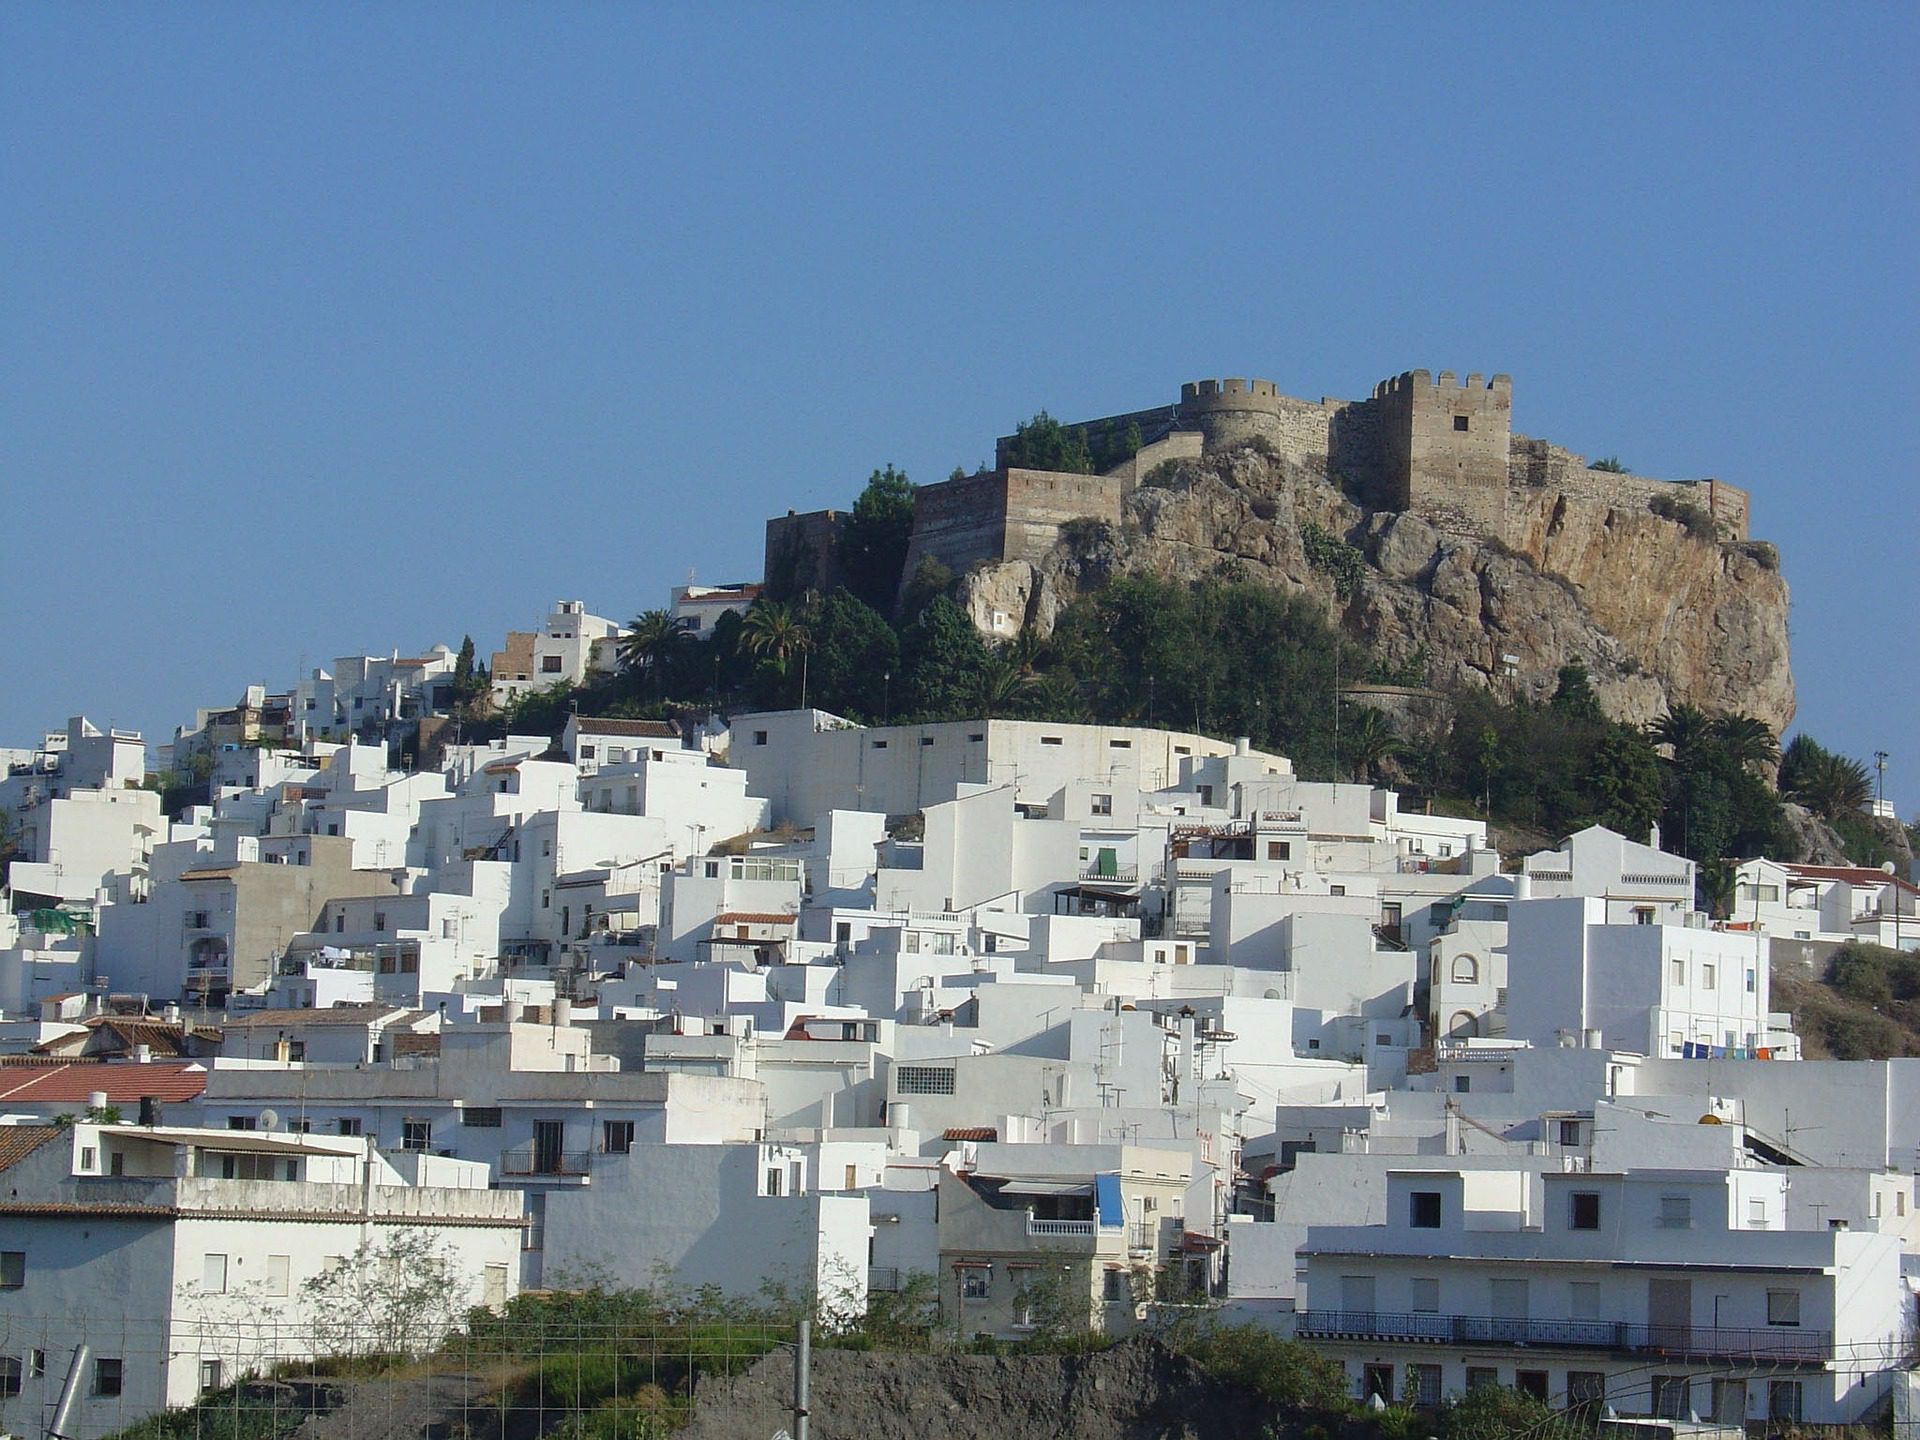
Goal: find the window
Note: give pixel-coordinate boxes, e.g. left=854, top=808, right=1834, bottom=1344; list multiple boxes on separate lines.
left=1747, top=1197, right=1767, bottom=1227
left=1409, top=1191, right=1442, bottom=1228
left=1267, top=841, right=1291, bottom=860
left=1040, top=736, right=1063, bottom=746
left=1454, top=1075, right=1471, bottom=1093
left=1102, top=1267, right=1130, bottom=1302
left=1557, top=1119, right=1582, bottom=1147
left=29, top=1351, right=44, bottom=1378
left=1567, top=1372, right=1605, bottom=1411
left=1569, top=1191, right=1601, bottom=1230
left=1412, top=1364, right=1442, bottom=1406
left=1451, top=954, right=1479, bottom=984
left=1090, top=793, right=1112, bottom=817
left=968, top=733, right=984, bottom=742
left=463, top=1108, right=503, bottom=1128
left=871, top=740, right=888, bottom=750
left=540, top=656, right=563, bottom=673
left=1745, top=968, right=1756, bottom=993
left=1569, top=1281, right=1600, bottom=1320
left=895, top=1065, right=956, bottom=1096
left=753, top=731, right=768, bottom=746
left=1452, top=414, right=1470, bottom=432
left=963, top=1266, right=992, bottom=1299
left=1658, top=1194, right=1692, bottom=1228
left=1465, top=1367, right=1498, bottom=1392
left=94, top=1358, right=123, bottom=1396
left=1766, top=1289, right=1801, bottom=1327
left=1701, top=963, right=1716, bottom=989
left=199, top=1359, right=223, bottom=1393
left=1515, top=1371, right=1548, bottom=1402
left=765, top=1166, right=783, bottom=1197
left=264, top=1254, right=290, bottom=1298
left=1410, top=1278, right=1439, bottom=1313
left=1767, top=1380, right=1803, bottom=1423
left=337, top=1117, right=363, bottom=1137
left=1363, top=1364, right=1394, bottom=1403
left=0, top=1252, right=22, bottom=1289
left=1329, top=884, right=1346, bottom=897
left=1670, top=958, right=1685, bottom=984
left=228, top=1115, right=257, bottom=1131
left=402, top=1119, right=431, bottom=1152
left=919, top=736, right=934, bottom=747
left=603, top=1121, right=635, bottom=1154
left=1652, top=1376, right=1690, bottom=1419
left=0, top=1356, right=20, bottom=1398
left=202, top=1254, right=228, bottom=1293
left=1635, top=906, right=1655, bottom=925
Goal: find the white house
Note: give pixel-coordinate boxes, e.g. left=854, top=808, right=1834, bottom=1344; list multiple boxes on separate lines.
left=0, top=1121, right=522, bottom=1437
left=1296, top=1167, right=1909, bottom=1424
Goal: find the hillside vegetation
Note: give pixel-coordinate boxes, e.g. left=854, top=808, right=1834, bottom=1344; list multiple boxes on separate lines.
left=1772, top=941, right=1920, bottom=1060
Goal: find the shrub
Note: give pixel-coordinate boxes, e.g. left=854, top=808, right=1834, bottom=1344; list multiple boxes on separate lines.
left=1648, top=491, right=1713, bottom=539
left=1166, top=1319, right=1349, bottom=1410
left=1739, top=539, right=1780, bottom=570
left=1300, top=522, right=1365, bottom=598
left=1587, top=456, right=1629, bottom=473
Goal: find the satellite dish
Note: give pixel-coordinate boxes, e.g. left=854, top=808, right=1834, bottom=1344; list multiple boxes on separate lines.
left=258, top=1109, right=281, bottom=1132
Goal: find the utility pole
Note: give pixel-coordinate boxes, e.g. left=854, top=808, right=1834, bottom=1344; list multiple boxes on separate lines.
left=792, top=1317, right=811, bottom=1440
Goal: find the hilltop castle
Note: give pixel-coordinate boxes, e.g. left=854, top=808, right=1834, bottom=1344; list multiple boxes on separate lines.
left=766, top=368, right=1751, bottom=598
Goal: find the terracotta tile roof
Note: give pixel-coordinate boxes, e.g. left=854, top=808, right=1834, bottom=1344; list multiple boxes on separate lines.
left=1782, top=863, right=1918, bottom=896
left=0, top=1126, right=62, bottom=1174
left=221, top=1005, right=416, bottom=1028
left=0, top=1062, right=208, bottom=1106
left=575, top=717, right=680, bottom=738
left=713, top=913, right=797, bottom=927
left=942, top=1127, right=998, bottom=1142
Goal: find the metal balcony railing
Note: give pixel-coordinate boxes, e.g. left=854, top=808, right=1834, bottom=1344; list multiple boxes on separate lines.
left=499, top=1144, right=594, bottom=1177
left=1295, top=1310, right=1832, bottom=1363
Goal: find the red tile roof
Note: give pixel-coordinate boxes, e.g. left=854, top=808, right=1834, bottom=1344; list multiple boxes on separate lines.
left=942, top=1127, right=998, bottom=1142
left=0, top=1062, right=208, bottom=1106
left=575, top=717, right=680, bottom=738
left=1783, top=863, right=1918, bottom=896
left=713, top=913, right=797, bottom=927
left=0, top=1126, right=62, bottom=1174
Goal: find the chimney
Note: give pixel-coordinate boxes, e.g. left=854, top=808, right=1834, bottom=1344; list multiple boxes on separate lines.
left=88, top=1090, right=108, bottom=1111
left=133, top=1043, right=152, bottom=1064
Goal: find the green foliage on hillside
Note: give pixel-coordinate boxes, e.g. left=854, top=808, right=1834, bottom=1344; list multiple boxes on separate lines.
left=1003, top=410, right=1094, bottom=474
left=840, top=465, right=917, bottom=613
left=1772, top=942, right=1920, bottom=1060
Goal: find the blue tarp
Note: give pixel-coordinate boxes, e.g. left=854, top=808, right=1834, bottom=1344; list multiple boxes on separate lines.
left=1095, top=1173, right=1122, bottom=1228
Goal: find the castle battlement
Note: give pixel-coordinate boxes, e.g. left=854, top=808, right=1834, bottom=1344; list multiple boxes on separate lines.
left=1180, top=377, right=1284, bottom=407
left=1373, top=369, right=1513, bottom=399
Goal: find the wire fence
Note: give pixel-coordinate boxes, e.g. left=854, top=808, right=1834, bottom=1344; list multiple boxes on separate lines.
left=0, top=1312, right=804, bottom=1440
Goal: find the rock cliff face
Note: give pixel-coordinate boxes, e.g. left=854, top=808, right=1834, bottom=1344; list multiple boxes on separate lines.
left=958, top=447, right=1794, bottom=731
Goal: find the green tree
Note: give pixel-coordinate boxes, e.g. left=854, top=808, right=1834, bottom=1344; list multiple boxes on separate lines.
left=302, top=1229, right=465, bottom=1359
left=1343, top=706, right=1401, bottom=783
left=1587, top=456, right=1629, bottom=474
left=740, top=600, right=814, bottom=707
left=1780, top=735, right=1872, bottom=818
left=898, top=597, right=991, bottom=717
left=807, top=588, right=900, bottom=719
left=839, top=465, right=917, bottom=614
left=1549, top=662, right=1603, bottom=722
left=973, top=656, right=1038, bottom=718
left=1002, top=410, right=1093, bottom=474
left=1579, top=723, right=1664, bottom=837
left=1712, top=713, right=1780, bottom=772
left=619, top=610, right=685, bottom=698
left=1648, top=702, right=1713, bottom=762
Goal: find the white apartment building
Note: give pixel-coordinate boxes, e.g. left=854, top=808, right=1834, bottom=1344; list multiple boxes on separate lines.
left=1734, top=858, right=1918, bottom=953
left=0, top=1122, right=521, bottom=1438
left=670, top=581, right=759, bottom=640
left=490, top=601, right=623, bottom=705
left=1297, top=1168, right=1909, bottom=1424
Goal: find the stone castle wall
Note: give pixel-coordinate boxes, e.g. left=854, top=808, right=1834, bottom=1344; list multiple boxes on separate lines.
left=764, top=509, right=847, bottom=599
left=773, top=367, right=1754, bottom=605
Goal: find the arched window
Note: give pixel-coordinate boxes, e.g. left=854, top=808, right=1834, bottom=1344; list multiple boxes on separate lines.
left=1450, top=953, right=1479, bottom=984
left=1449, top=1011, right=1479, bottom=1039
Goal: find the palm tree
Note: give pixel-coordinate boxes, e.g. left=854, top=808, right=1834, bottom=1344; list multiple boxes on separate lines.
left=618, top=610, right=684, bottom=697
left=974, top=658, right=1037, bottom=718
left=1712, top=713, right=1780, bottom=772
left=1647, top=703, right=1712, bottom=760
left=1788, top=750, right=1872, bottom=819
left=741, top=601, right=813, bottom=702
left=1344, top=706, right=1402, bottom=784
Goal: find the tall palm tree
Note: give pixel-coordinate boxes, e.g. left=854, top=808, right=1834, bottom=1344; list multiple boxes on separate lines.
left=1712, top=713, right=1780, bottom=772
left=741, top=600, right=813, bottom=703
left=1344, top=706, right=1402, bottom=784
left=618, top=610, right=684, bottom=697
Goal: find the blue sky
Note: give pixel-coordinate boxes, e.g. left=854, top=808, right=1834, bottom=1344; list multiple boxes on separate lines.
left=4, top=6, right=1915, bottom=814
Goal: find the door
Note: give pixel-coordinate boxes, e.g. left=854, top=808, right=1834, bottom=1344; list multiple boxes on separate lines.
left=1648, top=1276, right=1692, bottom=1352
left=533, top=1120, right=565, bottom=1175
left=1340, top=1274, right=1377, bottom=1327
left=1489, top=1278, right=1530, bottom=1342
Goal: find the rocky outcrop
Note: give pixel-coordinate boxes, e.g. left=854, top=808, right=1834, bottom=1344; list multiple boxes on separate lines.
left=957, top=447, right=1794, bottom=732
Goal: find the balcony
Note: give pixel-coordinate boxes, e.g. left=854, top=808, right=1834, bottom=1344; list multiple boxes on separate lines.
left=1027, top=1215, right=1096, bottom=1238
left=1295, top=1310, right=1831, bottom=1363
left=499, top=1144, right=595, bottom=1178
left=1080, top=865, right=1139, bottom=884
